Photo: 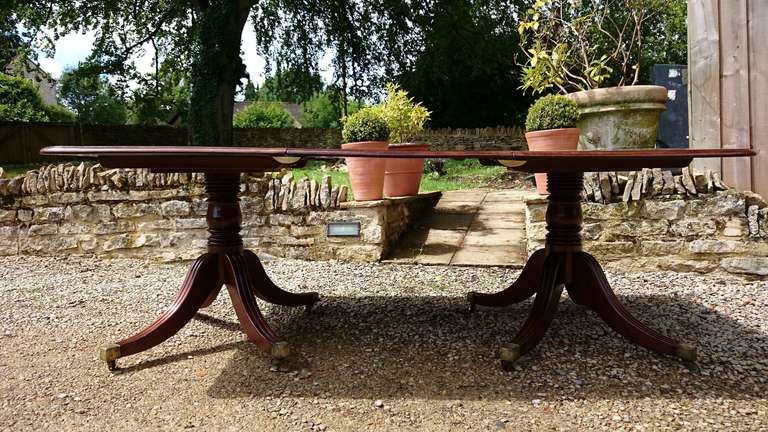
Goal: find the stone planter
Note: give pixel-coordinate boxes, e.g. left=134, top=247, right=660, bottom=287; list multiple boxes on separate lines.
left=525, top=128, right=580, bottom=195
left=567, top=85, right=668, bottom=150
left=384, top=143, right=430, bottom=197
left=342, top=141, right=388, bottom=201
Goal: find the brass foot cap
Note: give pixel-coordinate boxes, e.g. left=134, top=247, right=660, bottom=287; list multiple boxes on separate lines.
left=271, top=341, right=290, bottom=359
left=676, top=343, right=697, bottom=362
left=499, top=343, right=521, bottom=364
left=99, top=344, right=121, bottom=363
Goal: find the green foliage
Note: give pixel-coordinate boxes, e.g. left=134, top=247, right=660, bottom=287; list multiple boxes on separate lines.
left=243, top=78, right=258, bottom=102
left=302, top=89, right=363, bottom=128
left=258, top=67, right=323, bottom=103
left=302, top=91, right=341, bottom=128
left=341, top=108, right=390, bottom=143
left=525, top=95, right=580, bottom=132
left=0, top=7, right=26, bottom=68
left=0, top=72, right=74, bottom=122
left=129, top=65, right=190, bottom=125
left=233, top=102, right=294, bottom=128
left=59, top=63, right=127, bottom=124
left=518, top=0, right=677, bottom=94
left=372, top=83, right=430, bottom=143
left=397, top=0, right=533, bottom=128
left=44, top=103, right=76, bottom=122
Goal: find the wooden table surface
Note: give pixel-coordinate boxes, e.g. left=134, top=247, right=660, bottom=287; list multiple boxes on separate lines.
left=38, top=145, right=757, bottom=371
left=40, top=146, right=756, bottom=173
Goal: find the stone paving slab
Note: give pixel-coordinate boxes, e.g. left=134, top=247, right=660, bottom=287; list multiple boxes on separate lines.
left=471, top=213, right=525, bottom=229
left=433, top=200, right=482, bottom=214
left=420, top=213, right=476, bottom=231
left=386, top=188, right=529, bottom=267
left=483, top=190, right=531, bottom=202
left=451, top=244, right=527, bottom=266
left=438, top=189, right=489, bottom=202
left=462, top=228, right=525, bottom=247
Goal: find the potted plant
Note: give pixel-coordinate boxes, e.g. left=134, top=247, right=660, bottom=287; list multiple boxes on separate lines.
left=373, top=83, right=432, bottom=197
left=518, top=0, right=668, bottom=150
left=525, top=94, right=581, bottom=195
left=341, top=107, right=391, bottom=201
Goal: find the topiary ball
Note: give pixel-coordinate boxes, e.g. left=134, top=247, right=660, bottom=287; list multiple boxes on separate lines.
left=525, top=94, right=580, bottom=132
left=342, top=108, right=390, bottom=143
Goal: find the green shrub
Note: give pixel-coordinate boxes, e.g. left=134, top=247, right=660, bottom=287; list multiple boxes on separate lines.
left=525, top=95, right=580, bottom=132
left=372, top=83, right=430, bottom=143
left=44, top=104, right=76, bottom=122
left=0, top=72, right=51, bottom=122
left=233, top=101, right=294, bottom=128
left=341, top=107, right=390, bottom=142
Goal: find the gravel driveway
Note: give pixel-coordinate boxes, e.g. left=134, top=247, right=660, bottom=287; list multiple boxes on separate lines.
left=1, top=255, right=766, bottom=431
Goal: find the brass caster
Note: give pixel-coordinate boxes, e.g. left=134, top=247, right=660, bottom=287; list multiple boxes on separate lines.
left=499, top=343, right=521, bottom=371
left=271, top=341, right=290, bottom=359
left=107, top=360, right=119, bottom=372
left=100, top=343, right=121, bottom=363
left=676, top=343, right=697, bottom=363
left=270, top=359, right=281, bottom=372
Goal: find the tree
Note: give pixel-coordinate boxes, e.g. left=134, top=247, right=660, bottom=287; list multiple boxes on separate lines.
left=11, top=1, right=418, bottom=149
left=302, top=91, right=341, bottom=128
left=129, top=63, right=190, bottom=125
left=0, top=72, right=75, bottom=122
left=59, top=63, right=128, bottom=124
left=302, top=88, right=363, bottom=128
left=233, top=102, right=294, bottom=128
left=0, top=11, right=25, bottom=68
left=243, top=78, right=258, bottom=102
left=258, top=67, right=323, bottom=103
left=397, top=0, right=532, bottom=128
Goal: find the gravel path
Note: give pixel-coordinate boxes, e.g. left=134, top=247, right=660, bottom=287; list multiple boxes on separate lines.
left=0, top=255, right=766, bottom=431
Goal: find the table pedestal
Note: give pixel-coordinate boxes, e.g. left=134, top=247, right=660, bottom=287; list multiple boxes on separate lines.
left=99, top=173, right=318, bottom=370
left=467, top=173, right=697, bottom=370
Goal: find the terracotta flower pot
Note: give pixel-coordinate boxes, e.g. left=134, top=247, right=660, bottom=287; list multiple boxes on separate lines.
left=525, top=128, right=580, bottom=195
left=342, top=141, right=388, bottom=201
left=384, top=143, right=430, bottom=197
left=566, top=85, right=668, bottom=150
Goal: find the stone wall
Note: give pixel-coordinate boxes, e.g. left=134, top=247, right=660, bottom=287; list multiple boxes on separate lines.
left=525, top=190, right=768, bottom=276
left=0, top=163, right=438, bottom=262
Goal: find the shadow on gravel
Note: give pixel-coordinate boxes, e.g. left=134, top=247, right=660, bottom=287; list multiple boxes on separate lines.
left=207, top=294, right=767, bottom=401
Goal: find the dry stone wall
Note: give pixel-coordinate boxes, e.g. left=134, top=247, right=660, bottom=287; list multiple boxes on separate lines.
left=525, top=188, right=768, bottom=277
left=0, top=163, right=436, bottom=262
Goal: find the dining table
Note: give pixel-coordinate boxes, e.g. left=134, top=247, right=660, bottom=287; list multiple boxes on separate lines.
left=40, top=145, right=755, bottom=371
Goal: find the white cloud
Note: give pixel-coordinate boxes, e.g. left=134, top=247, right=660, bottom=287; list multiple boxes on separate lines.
left=36, top=31, right=96, bottom=78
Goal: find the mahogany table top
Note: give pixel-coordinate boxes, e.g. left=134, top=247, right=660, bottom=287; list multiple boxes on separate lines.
left=40, top=146, right=755, bottom=173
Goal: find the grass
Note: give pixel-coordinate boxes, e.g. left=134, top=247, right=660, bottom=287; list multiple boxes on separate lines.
left=420, top=159, right=505, bottom=192
left=288, top=158, right=506, bottom=199
left=1, top=163, right=42, bottom=178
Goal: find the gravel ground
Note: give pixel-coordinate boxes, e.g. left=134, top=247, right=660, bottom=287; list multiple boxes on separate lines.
left=0, top=255, right=766, bottom=431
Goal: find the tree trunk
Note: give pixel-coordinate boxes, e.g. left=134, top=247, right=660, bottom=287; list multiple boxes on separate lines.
left=188, top=0, right=251, bottom=147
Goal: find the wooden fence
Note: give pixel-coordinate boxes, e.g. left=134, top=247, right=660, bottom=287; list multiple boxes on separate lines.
left=689, top=0, right=767, bottom=196
left=0, top=122, right=526, bottom=165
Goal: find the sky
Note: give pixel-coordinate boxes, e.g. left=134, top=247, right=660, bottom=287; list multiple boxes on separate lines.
left=35, top=18, right=283, bottom=86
